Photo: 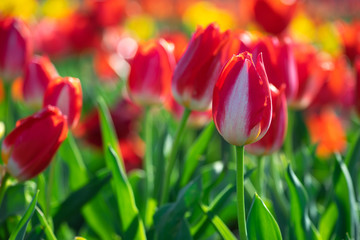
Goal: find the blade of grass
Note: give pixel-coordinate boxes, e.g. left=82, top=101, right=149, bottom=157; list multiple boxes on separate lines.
left=9, top=190, right=39, bottom=240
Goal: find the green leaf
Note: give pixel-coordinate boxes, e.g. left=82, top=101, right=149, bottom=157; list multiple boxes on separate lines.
left=285, top=165, right=320, bottom=240
left=53, top=170, right=112, bottom=230
left=59, top=132, right=115, bottom=240
left=180, top=122, right=215, bottom=186
left=154, top=178, right=202, bottom=240
left=192, top=185, right=235, bottom=239
left=247, top=193, right=282, bottom=240
left=0, top=181, right=36, bottom=223
left=333, top=154, right=359, bottom=239
left=105, top=147, right=146, bottom=240
left=35, top=206, right=57, bottom=240
left=58, top=132, right=87, bottom=189
left=319, top=203, right=337, bottom=240
left=9, top=190, right=39, bottom=240
left=199, top=204, right=236, bottom=240
left=97, top=96, right=122, bottom=166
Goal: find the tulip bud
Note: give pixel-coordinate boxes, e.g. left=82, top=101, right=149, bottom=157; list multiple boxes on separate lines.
left=0, top=17, right=32, bottom=80
left=172, top=23, right=230, bottom=111
left=246, top=84, right=287, bottom=155
left=213, top=52, right=272, bottom=146
left=43, top=77, right=83, bottom=129
left=22, top=55, right=59, bottom=107
left=1, top=106, right=68, bottom=181
left=128, top=39, right=175, bottom=106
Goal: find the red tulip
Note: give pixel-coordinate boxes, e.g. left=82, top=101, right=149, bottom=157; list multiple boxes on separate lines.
left=73, top=98, right=142, bottom=148
left=22, top=55, right=58, bottom=107
left=172, top=23, right=230, bottom=111
left=336, top=20, right=360, bottom=63
left=290, top=43, right=326, bottom=109
left=85, top=0, right=126, bottom=27
left=128, top=39, right=175, bottom=106
left=246, top=84, right=287, bottom=155
left=1, top=106, right=68, bottom=181
left=251, top=36, right=298, bottom=102
left=213, top=52, right=272, bottom=146
left=310, top=55, right=355, bottom=110
left=0, top=17, right=32, bottom=80
left=161, top=31, right=189, bottom=62
left=32, top=18, right=70, bottom=58
left=355, top=57, right=360, bottom=116
left=43, top=77, right=83, bottom=129
left=252, top=0, right=298, bottom=35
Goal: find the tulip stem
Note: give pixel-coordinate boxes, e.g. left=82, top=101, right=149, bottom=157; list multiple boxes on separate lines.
left=46, top=159, right=56, bottom=219
left=160, top=108, right=191, bottom=205
left=284, top=108, right=294, bottom=165
left=236, top=145, right=248, bottom=240
left=144, top=107, right=154, bottom=225
left=3, top=82, right=14, bottom=135
left=0, top=173, right=10, bottom=208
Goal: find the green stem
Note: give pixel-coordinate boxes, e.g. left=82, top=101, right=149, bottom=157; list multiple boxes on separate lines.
left=160, top=108, right=191, bottom=205
left=45, top=159, right=56, bottom=219
left=236, top=145, right=247, bottom=240
left=284, top=108, right=294, bottom=165
left=3, top=82, right=13, bottom=135
left=0, top=173, right=10, bottom=207
left=257, top=156, right=265, bottom=196
left=145, top=108, right=154, bottom=199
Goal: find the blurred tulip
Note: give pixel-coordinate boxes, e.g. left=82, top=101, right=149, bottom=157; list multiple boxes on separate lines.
left=355, top=58, right=360, bottom=116
left=22, top=55, right=58, bottom=107
left=252, top=0, right=298, bottom=35
left=32, top=18, right=70, bottom=58
left=0, top=17, right=32, bottom=80
left=251, top=36, right=298, bottom=102
left=172, top=23, right=231, bottom=111
left=74, top=98, right=142, bottom=147
left=85, top=0, right=126, bottom=27
left=291, top=43, right=326, bottom=109
left=128, top=39, right=175, bottom=106
left=93, top=50, right=119, bottom=82
left=119, top=135, right=144, bottom=172
left=212, top=52, right=272, bottom=146
left=246, top=84, right=287, bottom=155
left=1, top=106, right=68, bottom=181
left=165, top=96, right=212, bottom=128
left=337, top=20, right=360, bottom=63
left=66, top=11, right=100, bottom=54
left=310, top=55, right=355, bottom=110
left=305, top=108, right=346, bottom=158
left=43, top=77, right=82, bottom=129
left=161, top=32, right=188, bottom=62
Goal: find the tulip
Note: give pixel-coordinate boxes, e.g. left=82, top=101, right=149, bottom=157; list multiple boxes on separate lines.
left=128, top=39, right=175, bottom=106
left=43, top=77, right=83, bottom=129
left=85, top=0, right=126, bottom=27
left=252, top=0, right=298, bottom=35
left=1, top=106, right=68, bottom=181
left=251, top=36, right=298, bottom=102
left=355, top=58, right=360, bottom=116
left=22, top=55, right=59, bottom=107
left=172, top=23, right=231, bottom=111
left=305, top=108, right=346, bottom=158
left=0, top=17, right=32, bottom=80
left=290, top=43, right=326, bottom=109
left=212, top=51, right=272, bottom=146
left=246, top=84, right=287, bottom=155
